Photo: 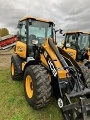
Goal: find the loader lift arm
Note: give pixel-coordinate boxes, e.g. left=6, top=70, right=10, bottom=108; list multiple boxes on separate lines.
left=44, top=39, right=90, bottom=120
left=33, top=38, right=90, bottom=119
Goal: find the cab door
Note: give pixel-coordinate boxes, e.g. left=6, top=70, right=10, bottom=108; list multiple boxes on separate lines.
left=15, top=21, right=27, bottom=59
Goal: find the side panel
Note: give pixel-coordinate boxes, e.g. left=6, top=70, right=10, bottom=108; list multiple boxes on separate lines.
left=14, top=41, right=26, bottom=59
left=58, top=47, right=82, bottom=72
left=63, top=48, right=76, bottom=60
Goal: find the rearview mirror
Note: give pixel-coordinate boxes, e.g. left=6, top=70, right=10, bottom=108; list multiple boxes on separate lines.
left=59, top=29, right=63, bottom=34
left=17, top=22, right=23, bottom=28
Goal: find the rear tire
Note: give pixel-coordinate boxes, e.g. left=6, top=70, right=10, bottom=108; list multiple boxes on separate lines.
left=11, top=57, right=23, bottom=80
left=80, top=64, right=90, bottom=88
left=80, top=64, right=90, bottom=99
left=24, top=65, right=52, bottom=109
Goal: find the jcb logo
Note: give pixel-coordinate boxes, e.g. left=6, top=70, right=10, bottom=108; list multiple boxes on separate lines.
left=18, top=47, right=23, bottom=52
left=48, top=58, right=57, bottom=77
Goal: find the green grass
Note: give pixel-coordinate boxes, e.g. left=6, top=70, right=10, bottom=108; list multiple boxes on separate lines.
left=0, top=68, right=63, bottom=120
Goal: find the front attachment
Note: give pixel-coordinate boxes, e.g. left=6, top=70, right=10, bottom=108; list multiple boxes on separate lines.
left=61, top=93, right=90, bottom=120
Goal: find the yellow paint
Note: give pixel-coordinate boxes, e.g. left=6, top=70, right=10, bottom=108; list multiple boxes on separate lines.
left=20, top=16, right=53, bottom=23
left=63, top=48, right=76, bottom=60
left=11, top=63, right=14, bottom=76
left=58, top=70, right=67, bottom=79
left=65, top=31, right=83, bottom=34
left=88, top=48, right=90, bottom=60
left=14, top=41, right=26, bottom=59
left=25, top=75, right=33, bottom=98
left=22, top=62, right=26, bottom=71
left=40, top=54, right=48, bottom=66
left=42, top=39, right=67, bottom=79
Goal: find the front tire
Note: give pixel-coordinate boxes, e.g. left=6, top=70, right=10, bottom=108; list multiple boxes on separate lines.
left=11, top=57, right=23, bottom=80
left=24, top=65, right=52, bottom=109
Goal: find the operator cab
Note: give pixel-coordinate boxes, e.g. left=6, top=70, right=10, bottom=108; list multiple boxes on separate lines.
left=63, top=32, right=90, bottom=61
left=16, top=17, right=54, bottom=59
left=64, top=32, right=80, bottom=49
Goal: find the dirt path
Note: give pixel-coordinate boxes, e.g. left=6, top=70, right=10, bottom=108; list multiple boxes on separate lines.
left=0, top=49, right=13, bottom=69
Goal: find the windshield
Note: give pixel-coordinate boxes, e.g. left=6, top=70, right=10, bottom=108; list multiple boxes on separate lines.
left=29, top=20, right=53, bottom=44
left=78, top=34, right=89, bottom=50
left=66, top=34, right=76, bottom=43
left=65, top=34, right=77, bottom=49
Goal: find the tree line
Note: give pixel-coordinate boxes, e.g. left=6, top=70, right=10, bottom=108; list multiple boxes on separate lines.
left=0, top=28, right=9, bottom=37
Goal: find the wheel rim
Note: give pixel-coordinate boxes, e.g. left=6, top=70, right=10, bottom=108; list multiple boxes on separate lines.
left=25, top=75, right=33, bottom=98
left=11, top=63, right=14, bottom=76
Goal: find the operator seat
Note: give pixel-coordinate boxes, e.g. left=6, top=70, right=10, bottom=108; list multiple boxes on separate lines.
left=29, top=34, right=36, bottom=42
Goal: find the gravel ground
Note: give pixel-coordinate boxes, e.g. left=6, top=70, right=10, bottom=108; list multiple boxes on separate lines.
left=0, top=49, right=13, bottom=69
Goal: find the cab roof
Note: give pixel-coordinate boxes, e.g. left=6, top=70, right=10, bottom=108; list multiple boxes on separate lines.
left=65, top=31, right=83, bottom=34
left=19, top=16, right=53, bottom=23
left=65, top=31, right=90, bottom=35
left=83, top=32, right=90, bottom=35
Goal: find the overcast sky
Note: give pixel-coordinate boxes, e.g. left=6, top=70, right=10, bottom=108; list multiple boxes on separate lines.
left=0, top=0, right=90, bottom=35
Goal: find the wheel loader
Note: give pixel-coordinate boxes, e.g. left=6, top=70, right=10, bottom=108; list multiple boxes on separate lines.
left=60, top=31, right=90, bottom=67
left=11, top=17, right=90, bottom=120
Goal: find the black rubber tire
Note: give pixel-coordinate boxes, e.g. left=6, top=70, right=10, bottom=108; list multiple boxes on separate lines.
left=80, top=64, right=90, bottom=88
left=11, top=57, right=23, bottom=80
left=84, top=59, right=90, bottom=69
left=24, top=65, right=52, bottom=109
